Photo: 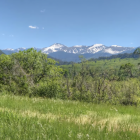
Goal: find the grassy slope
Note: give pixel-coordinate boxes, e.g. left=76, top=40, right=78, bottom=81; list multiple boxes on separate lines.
left=62, top=58, right=140, bottom=71
left=0, top=94, right=140, bottom=140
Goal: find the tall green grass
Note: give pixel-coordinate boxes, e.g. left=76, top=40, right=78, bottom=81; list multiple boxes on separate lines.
left=0, top=94, right=140, bottom=139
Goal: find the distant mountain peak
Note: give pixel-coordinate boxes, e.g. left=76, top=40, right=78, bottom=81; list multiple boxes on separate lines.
left=50, top=43, right=66, bottom=47
left=93, top=44, right=104, bottom=47
left=52, top=43, right=66, bottom=46
left=42, top=43, right=67, bottom=54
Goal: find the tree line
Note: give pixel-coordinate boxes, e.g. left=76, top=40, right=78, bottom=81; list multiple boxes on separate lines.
left=1, top=48, right=140, bottom=106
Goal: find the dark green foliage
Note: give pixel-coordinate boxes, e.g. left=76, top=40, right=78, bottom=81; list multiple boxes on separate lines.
left=89, top=52, right=140, bottom=62
left=118, top=63, right=134, bottom=80
left=61, top=54, right=140, bottom=105
left=0, top=49, right=63, bottom=97
left=31, top=81, right=63, bottom=98
left=1, top=48, right=140, bottom=106
left=133, top=48, right=140, bottom=55
left=0, top=54, right=14, bottom=85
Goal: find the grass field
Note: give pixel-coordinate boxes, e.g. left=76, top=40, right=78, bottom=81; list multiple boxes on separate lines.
left=0, top=94, right=140, bottom=140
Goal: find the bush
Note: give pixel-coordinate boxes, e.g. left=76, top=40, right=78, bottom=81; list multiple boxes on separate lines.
left=31, top=80, right=63, bottom=98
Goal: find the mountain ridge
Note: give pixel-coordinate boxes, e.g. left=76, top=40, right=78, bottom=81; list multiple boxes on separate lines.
left=2, top=43, right=136, bottom=62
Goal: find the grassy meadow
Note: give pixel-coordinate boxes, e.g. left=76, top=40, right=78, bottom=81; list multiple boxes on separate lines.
left=1, top=94, right=140, bottom=140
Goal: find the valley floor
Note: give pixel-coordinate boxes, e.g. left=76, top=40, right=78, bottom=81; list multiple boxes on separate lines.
left=0, top=94, right=140, bottom=140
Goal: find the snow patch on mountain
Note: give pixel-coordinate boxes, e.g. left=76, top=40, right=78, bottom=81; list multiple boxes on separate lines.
left=104, top=48, right=123, bottom=54
left=87, top=44, right=106, bottom=54
left=42, top=43, right=67, bottom=54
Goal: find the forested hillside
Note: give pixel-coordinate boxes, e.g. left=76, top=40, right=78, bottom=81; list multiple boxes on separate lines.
left=89, top=52, right=140, bottom=61
left=1, top=48, right=140, bottom=105
left=62, top=57, right=140, bottom=72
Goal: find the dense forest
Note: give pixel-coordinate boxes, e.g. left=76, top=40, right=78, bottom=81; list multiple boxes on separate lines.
left=1, top=48, right=140, bottom=106
left=90, top=53, right=136, bottom=61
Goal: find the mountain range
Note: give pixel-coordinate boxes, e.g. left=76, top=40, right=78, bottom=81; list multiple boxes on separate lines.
left=2, top=43, right=136, bottom=62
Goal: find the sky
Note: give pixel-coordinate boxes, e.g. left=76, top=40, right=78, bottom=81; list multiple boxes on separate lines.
left=1, top=0, right=140, bottom=49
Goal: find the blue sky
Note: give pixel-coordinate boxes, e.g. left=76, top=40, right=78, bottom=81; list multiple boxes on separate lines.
left=1, top=0, right=140, bottom=49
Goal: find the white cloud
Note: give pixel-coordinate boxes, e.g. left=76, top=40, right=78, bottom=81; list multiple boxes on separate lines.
left=42, top=27, right=45, bottom=29
left=29, top=26, right=39, bottom=29
left=131, top=42, right=133, bottom=44
left=2, top=34, right=5, bottom=36
left=40, top=9, right=45, bottom=13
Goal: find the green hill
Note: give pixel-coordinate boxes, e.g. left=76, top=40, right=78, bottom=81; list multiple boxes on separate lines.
left=62, top=57, right=140, bottom=72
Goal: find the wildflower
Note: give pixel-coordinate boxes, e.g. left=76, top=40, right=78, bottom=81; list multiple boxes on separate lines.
left=86, top=134, right=90, bottom=139
left=77, top=133, right=83, bottom=139
left=114, top=108, right=118, bottom=111
left=68, top=131, right=72, bottom=137
left=86, top=134, right=89, bottom=137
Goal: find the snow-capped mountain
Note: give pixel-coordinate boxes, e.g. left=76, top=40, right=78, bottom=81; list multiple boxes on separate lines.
left=41, top=44, right=135, bottom=55
left=41, top=44, right=106, bottom=54
left=2, top=43, right=136, bottom=62
left=87, top=44, right=106, bottom=54
left=42, top=43, right=67, bottom=54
